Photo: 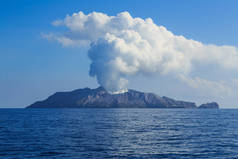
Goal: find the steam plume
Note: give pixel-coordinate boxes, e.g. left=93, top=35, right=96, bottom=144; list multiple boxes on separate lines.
left=47, top=11, right=238, bottom=93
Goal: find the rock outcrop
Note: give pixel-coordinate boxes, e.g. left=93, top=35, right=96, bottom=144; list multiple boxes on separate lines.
left=198, top=102, right=219, bottom=109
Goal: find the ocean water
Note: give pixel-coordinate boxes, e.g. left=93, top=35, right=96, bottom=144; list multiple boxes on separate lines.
left=0, top=109, right=238, bottom=159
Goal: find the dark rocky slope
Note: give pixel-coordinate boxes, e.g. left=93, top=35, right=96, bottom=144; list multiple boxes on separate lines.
left=27, top=87, right=219, bottom=109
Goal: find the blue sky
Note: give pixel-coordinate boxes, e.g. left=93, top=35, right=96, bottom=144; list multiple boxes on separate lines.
left=1, top=0, right=238, bottom=108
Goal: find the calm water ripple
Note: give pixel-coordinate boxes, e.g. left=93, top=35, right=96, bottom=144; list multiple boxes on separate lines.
left=0, top=109, right=238, bottom=158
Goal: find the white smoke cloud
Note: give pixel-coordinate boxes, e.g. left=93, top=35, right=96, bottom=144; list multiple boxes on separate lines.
left=45, top=11, right=238, bottom=93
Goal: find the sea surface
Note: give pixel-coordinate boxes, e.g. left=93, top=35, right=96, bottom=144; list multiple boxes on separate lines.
left=0, top=109, right=238, bottom=159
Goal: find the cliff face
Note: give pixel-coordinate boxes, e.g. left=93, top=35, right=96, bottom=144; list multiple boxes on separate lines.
left=27, top=87, right=218, bottom=109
